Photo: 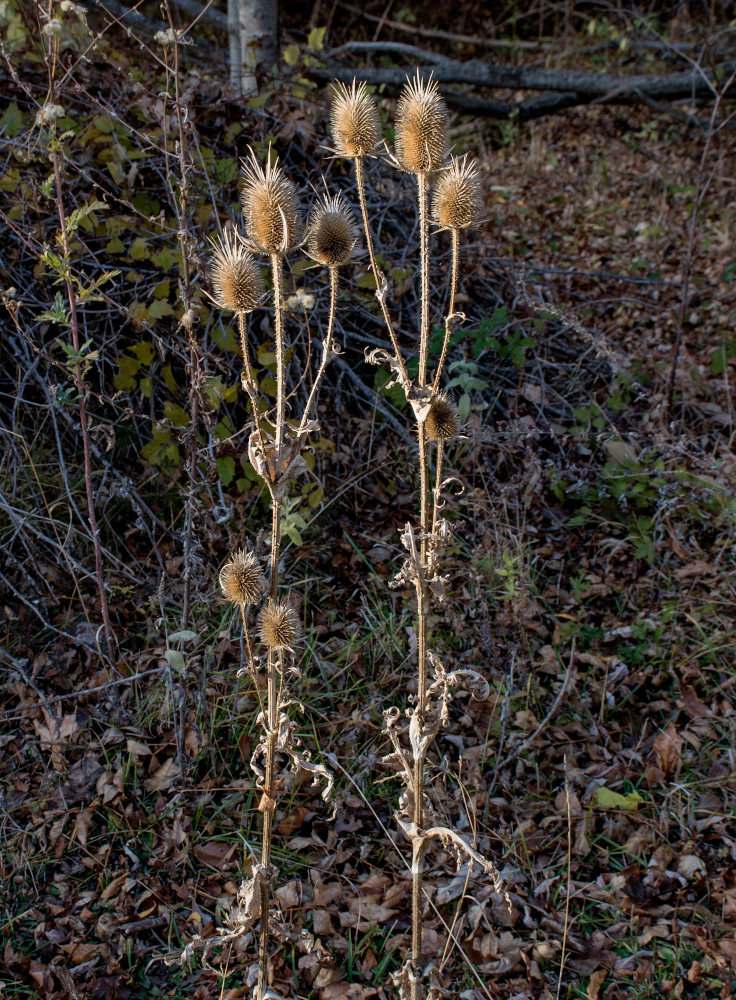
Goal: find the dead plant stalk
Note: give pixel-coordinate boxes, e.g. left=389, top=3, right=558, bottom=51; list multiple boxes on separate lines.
left=43, top=1, right=117, bottom=663
left=331, top=72, right=496, bottom=999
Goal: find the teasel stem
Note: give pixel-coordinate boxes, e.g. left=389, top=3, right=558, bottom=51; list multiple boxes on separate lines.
left=411, top=169, right=434, bottom=999
left=257, top=644, right=280, bottom=1000
left=271, top=253, right=286, bottom=477
left=432, top=229, right=459, bottom=395
left=417, top=171, right=430, bottom=389
left=237, top=312, right=270, bottom=466
left=257, top=365, right=284, bottom=999
left=430, top=439, right=445, bottom=576
left=299, top=265, right=338, bottom=436
left=355, top=156, right=410, bottom=390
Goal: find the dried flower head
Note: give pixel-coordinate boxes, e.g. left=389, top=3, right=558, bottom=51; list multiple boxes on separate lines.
left=35, top=103, right=66, bottom=128
left=330, top=79, right=382, bottom=158
left=394, top=71, right=448, bottom=174
left=220, top=549, right=265, bottom=606
left=426, top=392, right=458, bottom=441
left=42, top=18, right=62, bottom=38
left=306, top=193, right=358, bottom=268
left=241, top=148, right=302, bottom=254
left=433, top=156, right=482, bottom=230
left=209, top=229, right=263, bottom=313
left=258, top=598, right=301, bottom=650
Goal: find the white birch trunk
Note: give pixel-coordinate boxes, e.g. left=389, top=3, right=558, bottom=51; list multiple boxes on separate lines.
left=229, top=0, right=277, bottom=96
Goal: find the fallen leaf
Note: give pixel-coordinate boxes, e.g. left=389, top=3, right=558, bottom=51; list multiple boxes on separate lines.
left=593, top=786, right=643, bottom=811
left=675, top=560, right=715, bottom=579
left=144, top=757, right=178, bottom=792
left=587, top=969, right=606, bottom=1000
left=193, top=841, right=236, bottom=870
left=652, top=724, right=682, bottom=776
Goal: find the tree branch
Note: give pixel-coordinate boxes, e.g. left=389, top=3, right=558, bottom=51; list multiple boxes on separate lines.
left=313, top=57, right=735, bottom=101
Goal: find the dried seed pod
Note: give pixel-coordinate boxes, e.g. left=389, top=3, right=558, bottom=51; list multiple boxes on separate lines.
left=426, top=392, right=458, bottom=441
left=258, top=598, right=301, bottom=650
left=220, top=549, right=265, bottom=606
left=306, top=193, right=358, bottom=268
left=330, top=79, right=381, bottom=158
left=210, top=229, right=263, bottom=313
left=432, top=156, right=482, bottom=230
left=241, top=148, right=302, bottom=254
left=394, top=71, right=448, bottom=174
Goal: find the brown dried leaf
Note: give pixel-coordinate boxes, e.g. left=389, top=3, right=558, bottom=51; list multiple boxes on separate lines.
left=587, top=969, right=607, bottom=1000
left=193, top=841, right=236, bottom=870
left=144, top=757, right=178, bottom=792
left=652, top=724, right=682, bottom=776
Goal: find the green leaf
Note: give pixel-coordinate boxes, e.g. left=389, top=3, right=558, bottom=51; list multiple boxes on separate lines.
left=216, top=456, right=236, bottom=486
left=147, top=299, right=173, bottom=320
left=283, top=43, right=300, bottom=66
left=1, top=102, right=24, bottom=137
left=214, top=157, right=238, bottom=185
left=129, top=237, right=149, bottom=261
left=168, top=629, right=198, bottom=643
left=163, top=401, right=189, bottom=427
left=152, top=247, right=178, bottom=271
left=37, top=291, right=69, bottom=326
left=594, top=787, right=643, bottom=811
left=141, top=425, right=181, bottom=468
left=66, top=198, right=107, bottom=236
left=113, top=355, right=142, bottom=391
left=165, top=649, right=186, bottom=673
left=130, top=341, right=154, bottom=364
left=307, top=26, right=326, bottom=51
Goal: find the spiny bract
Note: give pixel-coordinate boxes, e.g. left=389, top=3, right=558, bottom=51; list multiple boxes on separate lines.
left=241, top=148, right=302, bottom=254
left=258, top=598, right=301, bottom=650
left=219, top=549, right=265, bottom=606
left=394, top=71, right=448, bottom=174
left=209, top=229, right=263, bottom=313
left=330, top=79, right=381, bottom=158
left=426, top=392, right=458, bottom=441
left=306, top=193, right=358, bottom=268
left=432, top=156, right=482, bottom=230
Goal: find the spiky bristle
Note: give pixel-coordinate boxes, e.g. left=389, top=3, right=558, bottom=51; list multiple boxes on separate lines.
left=330, top=79, right=381, bottom=158
left=241, top=148, right=302, bottom=254
left=426, top=392, right=458, bottom=441
left=433, top=156, right=481, bottom=230
left=209, top=230, right=263, bottom=313
left=307, top=193, right=357, bottom=268
left=219, top=549, right=265, bottom=606
left=258, top=598, right=301, bottom=650
left=394, top=71, right=448, bottom=174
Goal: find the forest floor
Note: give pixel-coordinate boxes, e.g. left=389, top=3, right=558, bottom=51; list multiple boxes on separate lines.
left=1, top=3, right=735, bottom=999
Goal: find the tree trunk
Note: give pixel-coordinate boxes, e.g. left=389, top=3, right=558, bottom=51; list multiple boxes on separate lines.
left=231, top=0, right=278, bottom=96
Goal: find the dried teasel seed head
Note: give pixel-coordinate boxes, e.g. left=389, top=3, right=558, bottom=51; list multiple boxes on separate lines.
left=432, top=156, right=482, bottom=230
left=306, top=193, right=358, bottom=268
left=330, top=79, right=381, bottom=158
left=394, top=71, right=448, bottom=174
left=258, top=598, right=301, bottom=650
left=426, top=392, right=458, bottom=441
left=241, top=148, right=302, bottom=254
left=219, top=549, right=265, bottom=606
left=209, top=229, right=263, bottom=313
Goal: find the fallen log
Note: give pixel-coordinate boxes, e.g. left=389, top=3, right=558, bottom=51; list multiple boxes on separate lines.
left=309, top=57, right=735, bottom=120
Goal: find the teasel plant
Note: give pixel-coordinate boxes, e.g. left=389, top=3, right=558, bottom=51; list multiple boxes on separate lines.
left=330, top=72, right=507, bottom=999
left=173, top=148, right=358, bottom=998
